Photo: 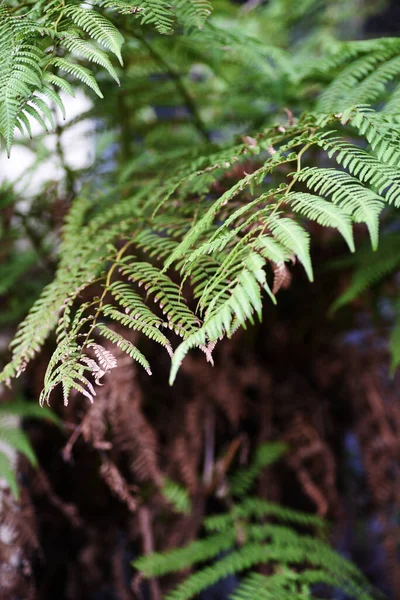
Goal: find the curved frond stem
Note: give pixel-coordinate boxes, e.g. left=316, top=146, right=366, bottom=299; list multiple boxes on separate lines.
left=284, top=140, right=315, bottom=197
left=80, top=239, right=134, bottom=352
left=53, top=0, right=65, bottom=34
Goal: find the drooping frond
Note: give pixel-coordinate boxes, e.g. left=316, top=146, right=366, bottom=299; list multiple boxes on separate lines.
left=2, top=105, right=400, bottom=400
left=296, top=166, right=384, bottom=250
left=63, top=4, right=125, bottom=64
left=0, top=8, right=44, bottom=153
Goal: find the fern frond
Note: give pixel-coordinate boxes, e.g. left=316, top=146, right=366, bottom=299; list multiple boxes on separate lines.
left=229, top=442, right=287, bottom=497
left=39, top=340, right=98, bottom=406
left=316, top=38, right=400, bottom=112
left=0, top=451, right=19, bottom=498
left=175, top=0, right=213, bottom=30
left=161, top=479, right=192, bottom=514
left=118, top=260, right=200, bottom=335
left=0, top=281, right=68, bottom=385
left=101, top=305, right=173, bottom=356
left=268, top=214, right=313, bottom=281
left=231, top=569, right=367, bottom=600
left=63, top=5, right=124, bottom=64
left=97, top=0, right=175, bottom=34
left=159, top=541, right=371, bottom=600
left=296, top=166, right=384, bottom=249
left=0, top=425, right=37, bottom=467
left=0, top=399, right=59, bottom=498
left=318, top=134, right=400, bottom=207
left=205, top=497, right=325, bottom=532
left=288, top=192, right=355, bottom=251
left=62, top=35, right=121, bottom=84
left=48, top=58, right=104, bottom=98
left=42, top=72, right=75, bottom=97
left=0, top=9, right=43, bottom=153
left=330, top=232, right=400, bottom=311
left=96, top=324, right=152, bottom=375
left=350, top=110, right=400, bottom=168
left=135, top=531, right=236, bottom=577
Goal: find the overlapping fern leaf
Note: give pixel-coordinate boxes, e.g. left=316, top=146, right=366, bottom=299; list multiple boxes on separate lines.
left=313, top=38, right=400, bottom=114
left=133, top=443, right=378, bottom=600
left=2, top=104, right=400, bottom=403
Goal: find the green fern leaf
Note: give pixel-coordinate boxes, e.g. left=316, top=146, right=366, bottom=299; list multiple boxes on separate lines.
left=0, top=451, right=19, bottom=498
left=229, top=442, right=287, bottom=497
left=288, top=192, right=355, bottom=252
left=330, top=233, right=400, bottom=311
left=161, top=479, right=192, bottom=514
left=62, top=35, right=121, bottom=84
left=48, top=57, right=104, bottom=97
left=0, top=425, right=37, bottom=467
left=64, top=5, right=124, bottom=64
left=96, top=323, right=152, bottom=374
left=268, top=215, right=313, bottom=281
left=97, top=0, right=174, bottom=34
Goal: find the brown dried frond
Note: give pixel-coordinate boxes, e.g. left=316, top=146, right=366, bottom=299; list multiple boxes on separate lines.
left=100, top=460, right=137, bottom=512
left=104, top=336, right=163, bottom=486
left=34, top=468, right=82, bottom=528
left=181, top=353, right=242, bottom=428
left=272, top=261, right=292, bottom=295
left=81, top=392, right=109, bottom=450
left=137, top=506, right=162, bottom=600
left=346, top=349, right=400, bottom=508
left=344, top=344, right=400, bottom=592
left=89, top=343, right=118, bottom=372
left=283, top=414, right=337, bottom=516
left=170, top=435, right=199, bottom=492
left=169, top=397, right=204, bottom=492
